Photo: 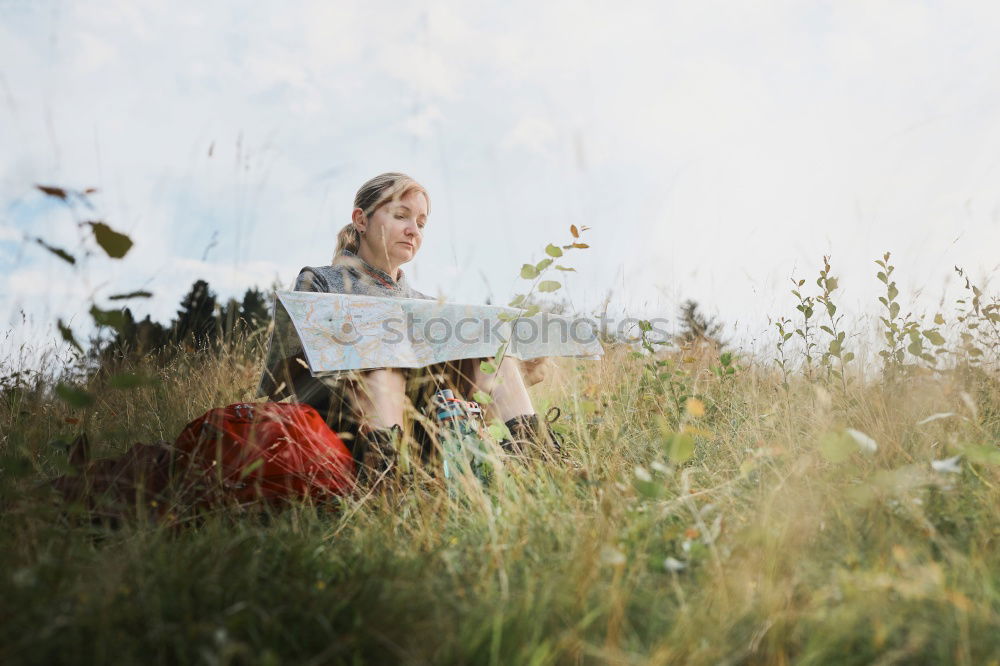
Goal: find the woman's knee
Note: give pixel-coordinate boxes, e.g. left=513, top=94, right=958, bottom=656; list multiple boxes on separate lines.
left=350, top=368, right=408, bottom=428
left=360, top=368, right=406, bottom=393
left=470, top=356, right=527, bottom=393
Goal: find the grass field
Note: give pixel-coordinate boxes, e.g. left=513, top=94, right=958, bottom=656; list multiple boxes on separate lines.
left=2, top=258, right=1000, bottom=665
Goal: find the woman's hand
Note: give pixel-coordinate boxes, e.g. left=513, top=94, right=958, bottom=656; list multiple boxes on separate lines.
left=518, top=357, right=551, bottom=387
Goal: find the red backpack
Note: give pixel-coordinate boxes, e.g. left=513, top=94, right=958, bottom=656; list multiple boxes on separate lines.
left=174, top=402, right=356, bottom=503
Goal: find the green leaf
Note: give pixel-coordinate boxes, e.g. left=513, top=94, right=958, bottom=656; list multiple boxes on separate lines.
left=554, top=265, right=576, bottom=271
left=471, top=390, right=493, bottom=405
left=55, top=383, right=95, bottom=408
left=820, top=431, right=857, bottom=463
left=889, top=302, right=900, bottom=320
left=35, top=238, right=76, bottom=265
left=90, top=306, right=126, bottom=332
left=238, top=458, right=265, bottom=479
left=537, top=280, right=561, bottom=293
left=488, top=423, right=511, bottom=442
left=520, top=264, right=539, bottom=280
left=934, top=313, right=945, bottom=325
left=108, top=290, right=153, bottom=301
left=633, top=478, right=665, bottom=499
left=570, top=224, right=579, bottom=238
left=36, top=184, right=69, bottom=199
left=826, top=277, right=838, bottom=292
left=479, top=360, right=497, bottom=375
left=498, top=311, right=518, bottom=322
left=108, top=373, right=154, bottom=389
left=523, top=304, right=541, bottom=317
left=0, top=453, right=33, bottom=478
left=923, top=330, right=945, bottom=346
left=639, top=320, right=652, bottom=332
left=964, top=445, right=1000, bottom=465
left=57, top=319, right=83, bottom=354
left=887, top=283, right=899, bottom=301
left=87, top=221, right=133, bottom=258
left=508, top=294, right=525, bottom=307
left=545, top=244, right=563, bottom=258
left=877, top=271, right=887, bottom=284
left=665, top=432, right=695, bottom=463
left=535, top=258, right=553, bottom=272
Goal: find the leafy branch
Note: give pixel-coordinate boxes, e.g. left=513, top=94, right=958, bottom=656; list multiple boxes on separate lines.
left=816, top=256, right=852, bottom=392
left=482, top=224, right=591, bottom=374
left=876, top=252, right=946, bottom=375
left=31, top=184, right=147, bottom=407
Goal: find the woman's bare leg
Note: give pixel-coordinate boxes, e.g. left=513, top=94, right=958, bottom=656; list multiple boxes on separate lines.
left=469, top=357, right=535, bottom=423
left=348, top=361, right=535, bottom=430
left=349, top=368, right=407, bottom=431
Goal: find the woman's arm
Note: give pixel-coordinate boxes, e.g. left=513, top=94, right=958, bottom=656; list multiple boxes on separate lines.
left=294, top=267, right=329, bottom=292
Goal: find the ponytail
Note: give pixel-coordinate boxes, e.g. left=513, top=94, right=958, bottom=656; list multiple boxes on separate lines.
left=334, top=223, right=361, bottom=256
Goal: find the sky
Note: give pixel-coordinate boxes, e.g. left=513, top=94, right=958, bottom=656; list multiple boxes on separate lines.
left=3, top=0, right=1000, bottom=366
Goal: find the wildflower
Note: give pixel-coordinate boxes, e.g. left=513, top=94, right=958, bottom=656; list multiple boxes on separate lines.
left=931, top=455, right=962, bottom=474
left=664, top=557, right=686, bottom=572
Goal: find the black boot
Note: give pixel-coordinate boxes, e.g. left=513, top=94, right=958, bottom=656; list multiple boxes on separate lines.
left=351, top=424, right=402, bottom=485
left=500, top=407, right=565, bottom=460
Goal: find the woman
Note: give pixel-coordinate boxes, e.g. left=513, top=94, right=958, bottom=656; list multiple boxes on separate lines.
left=291, top=172, right=558, bottom=479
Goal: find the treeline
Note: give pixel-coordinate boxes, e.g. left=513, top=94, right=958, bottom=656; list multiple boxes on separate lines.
left=94, top=280, right=271, bottom=364
left=92, top=281, right=725, bottom=366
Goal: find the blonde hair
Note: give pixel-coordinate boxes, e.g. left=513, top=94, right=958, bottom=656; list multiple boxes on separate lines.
left=335, top=172, right=431, bottom=256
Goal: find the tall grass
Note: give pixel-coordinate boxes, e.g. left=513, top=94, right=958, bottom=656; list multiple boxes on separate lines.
left=1, top=257, right=1000, bottom=665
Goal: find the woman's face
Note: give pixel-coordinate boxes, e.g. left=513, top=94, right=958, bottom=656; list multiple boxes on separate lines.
left=357, top=189, right=428, bottom=268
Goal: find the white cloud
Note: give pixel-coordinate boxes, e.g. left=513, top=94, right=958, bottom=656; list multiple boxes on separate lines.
left=4, top=0, right=1000, bottom=366
left=0, top=225, right=21, bottom=242
left=403, top=104, right=444, bottom=139
left=501, top=117, right=556, bottom=156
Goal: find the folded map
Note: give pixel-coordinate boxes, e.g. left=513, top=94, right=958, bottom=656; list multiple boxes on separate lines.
left=258, top=291, right=604, bottom=393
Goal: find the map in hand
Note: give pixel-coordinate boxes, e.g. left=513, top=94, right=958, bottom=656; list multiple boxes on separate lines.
left=260, top=291, right=604, bottom=382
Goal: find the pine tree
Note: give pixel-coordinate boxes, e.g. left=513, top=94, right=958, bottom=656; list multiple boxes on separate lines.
left=239, top=288, right=270, bottom=332
left=173, top=280, right=218, bottom=346
left=676, top=299, right=725, bottom=348
left=91, top=281, right=271, bottom=364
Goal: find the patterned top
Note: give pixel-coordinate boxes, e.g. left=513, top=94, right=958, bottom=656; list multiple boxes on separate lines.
left=272, top=249, right=433, bottom=409
left=295, top=249, right=433, bottom=300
